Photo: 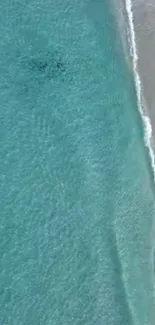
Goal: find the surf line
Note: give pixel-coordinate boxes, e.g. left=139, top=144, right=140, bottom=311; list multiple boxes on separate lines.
left=125, top=0, right=155, bottom=180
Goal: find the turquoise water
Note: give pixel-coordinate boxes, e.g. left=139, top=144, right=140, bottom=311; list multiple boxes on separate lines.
left=0, top=1, right=155, bottom=324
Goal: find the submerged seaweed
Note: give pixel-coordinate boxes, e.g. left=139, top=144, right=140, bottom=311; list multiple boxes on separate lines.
left=23, top=50, right=66, bottom=81
left=27, top=52, right=65, bottom=78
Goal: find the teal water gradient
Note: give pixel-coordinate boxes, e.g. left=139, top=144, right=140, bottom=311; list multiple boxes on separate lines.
left=0, top=1, right=155, bottom=324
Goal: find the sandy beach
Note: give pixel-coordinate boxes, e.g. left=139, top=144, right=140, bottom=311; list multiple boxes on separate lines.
left=132, top=1, right=155, bottom=135
left=116, top=0, right=155, bottom=147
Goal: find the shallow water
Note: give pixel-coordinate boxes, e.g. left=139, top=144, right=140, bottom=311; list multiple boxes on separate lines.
left=0, top=1, right=155, bottom=324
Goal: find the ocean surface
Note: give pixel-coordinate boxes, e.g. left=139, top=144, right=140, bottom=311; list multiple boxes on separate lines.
left=0, top=1, right=155, bottom=324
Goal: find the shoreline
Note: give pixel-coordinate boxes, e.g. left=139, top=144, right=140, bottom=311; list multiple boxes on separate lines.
left=131, top=1, right=155, bottom=147
left=113, top=0, right=155, bottom=180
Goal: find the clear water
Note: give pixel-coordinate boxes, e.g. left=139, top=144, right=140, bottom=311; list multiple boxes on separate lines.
left=0, top=1, right=155, bottom=324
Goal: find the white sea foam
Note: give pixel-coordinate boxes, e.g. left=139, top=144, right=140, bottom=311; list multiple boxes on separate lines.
left=125, top=0, right=155, bottom=180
